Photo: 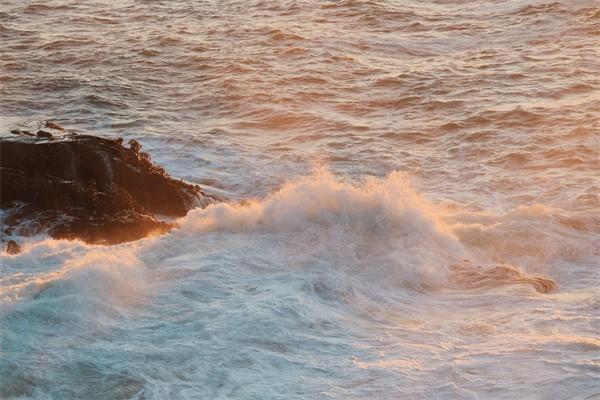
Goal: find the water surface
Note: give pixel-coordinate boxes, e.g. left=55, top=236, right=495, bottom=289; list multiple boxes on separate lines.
left=1, top=1, right=599, bottom=398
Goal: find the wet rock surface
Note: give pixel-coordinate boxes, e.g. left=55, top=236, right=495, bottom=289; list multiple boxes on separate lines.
left=1, top=127, right=213, bottom=245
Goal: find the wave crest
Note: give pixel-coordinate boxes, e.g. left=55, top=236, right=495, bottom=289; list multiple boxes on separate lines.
left=178, top=170, right=556, bottom=293
left=179, top=170, right=461, bottom=289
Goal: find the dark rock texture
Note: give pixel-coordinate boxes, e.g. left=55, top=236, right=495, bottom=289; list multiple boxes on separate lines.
left=1, top=129, right=212, bottom=245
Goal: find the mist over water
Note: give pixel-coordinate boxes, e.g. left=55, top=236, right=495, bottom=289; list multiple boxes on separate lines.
left=1, top=0, right=599, bottom=399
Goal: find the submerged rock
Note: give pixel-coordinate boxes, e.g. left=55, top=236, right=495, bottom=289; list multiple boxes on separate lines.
left=44, top=121, right=64, bottom=131
left=5, top=240, right=21, bottom=255
left=35, top=129, right=53, bottom=139
left=1, top=130, right=213, bottom=244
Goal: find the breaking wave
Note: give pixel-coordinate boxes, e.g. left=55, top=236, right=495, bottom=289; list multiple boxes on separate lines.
left=177, top=170, right=557, bottom=293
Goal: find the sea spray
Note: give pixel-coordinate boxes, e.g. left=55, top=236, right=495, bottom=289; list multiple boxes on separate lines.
left=0, top=239, right=147, bottom=306
left=175, top=170, right=559, bottom=293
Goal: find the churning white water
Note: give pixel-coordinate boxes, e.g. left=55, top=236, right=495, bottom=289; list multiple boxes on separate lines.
left=1, top=0, right=599, bottom=398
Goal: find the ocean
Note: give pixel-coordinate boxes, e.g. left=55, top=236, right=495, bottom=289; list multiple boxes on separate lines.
left=1, top=0, right=599, bottom=398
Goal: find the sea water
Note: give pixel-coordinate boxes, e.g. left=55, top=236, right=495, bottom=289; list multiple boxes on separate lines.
left=1, top=1, right=599, bottom=398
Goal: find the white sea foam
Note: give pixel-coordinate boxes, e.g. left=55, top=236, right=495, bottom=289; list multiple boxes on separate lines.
left=176, top=170, right=565, bottom=294
left=0, top=239, right=146, bottom=306
left=178, top=169, right=464, bottom=289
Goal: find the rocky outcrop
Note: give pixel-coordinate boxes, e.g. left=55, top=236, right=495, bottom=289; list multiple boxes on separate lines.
left=1, top=125, right=212, bottom=245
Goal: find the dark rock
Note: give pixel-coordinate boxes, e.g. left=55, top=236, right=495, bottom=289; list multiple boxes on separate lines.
left=5, top=240, right=21, bottom=255
left=1, top=131, right=213, bottom=244
left=45, top=121, right=64, bottom=131
left=36, top=130, right=53, bottom=139
left=128, top=139, right=141, bottom=153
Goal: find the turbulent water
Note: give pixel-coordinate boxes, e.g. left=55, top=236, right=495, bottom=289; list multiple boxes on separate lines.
left=1, top=0, right=599, bottom=398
